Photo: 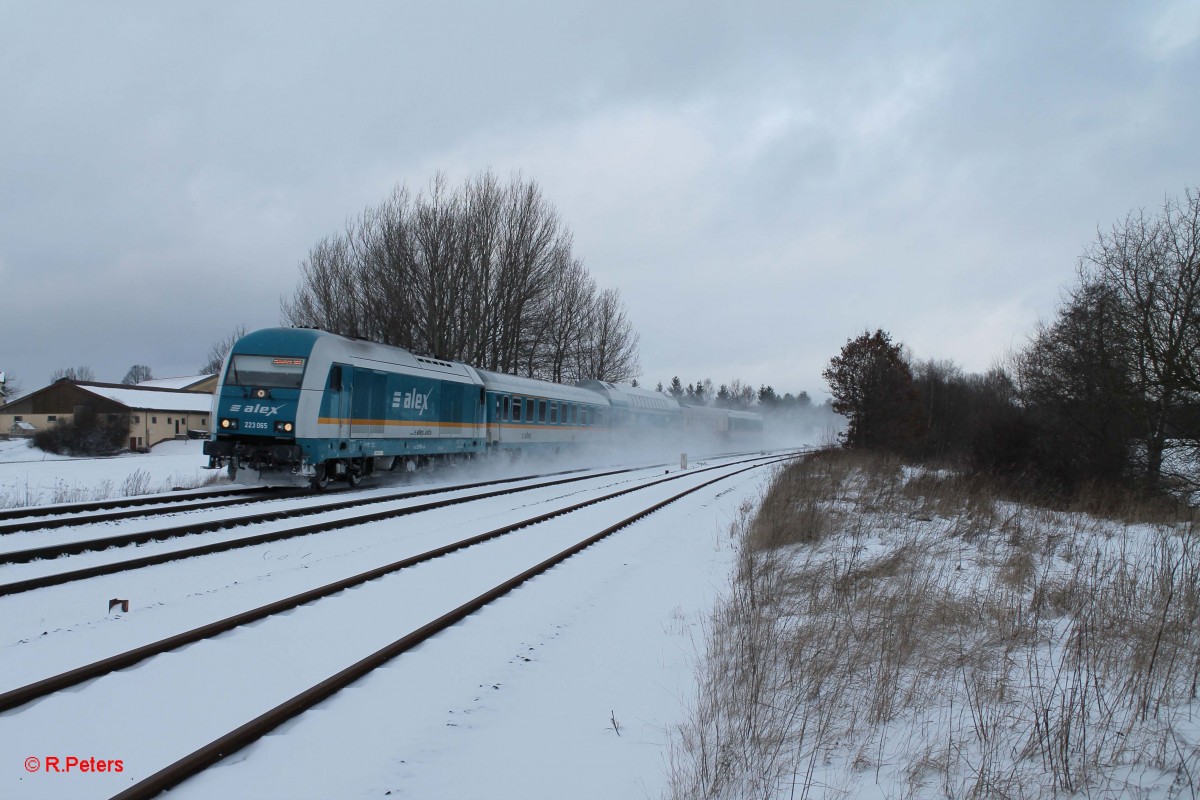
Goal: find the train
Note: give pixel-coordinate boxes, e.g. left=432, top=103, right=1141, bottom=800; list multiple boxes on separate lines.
left=202, top=327, right=763, bottom=488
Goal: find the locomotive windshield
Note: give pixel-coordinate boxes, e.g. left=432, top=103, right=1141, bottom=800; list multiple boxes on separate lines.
left=226, top=355, right=306, bottom=389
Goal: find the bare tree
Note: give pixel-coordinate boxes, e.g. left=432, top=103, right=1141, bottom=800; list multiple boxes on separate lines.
left=51, top=366, right=95, bottom=382
left=121, top=365, right=154, bottom=385
left=0, top=371, right=19, bottom=399
left=200, top=325, right=248, bottom=376
left=282, top=169, right=641, bottom=384
left=726, top=379, right=755, bottom=410
left=575, top=287, right=641, bottom=382
left=528, top=254, right=595, bottom=383
left=1013, top=281, right=1139, bottom=487
left=1079, top=187, right=1200, bottom=484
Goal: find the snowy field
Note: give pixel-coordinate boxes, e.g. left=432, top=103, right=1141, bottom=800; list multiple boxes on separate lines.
left=0, top=438, right=220, bottom=508
left=0, top=439, right=780, bottom=799
left=666, top=453, right=1200, bottom=799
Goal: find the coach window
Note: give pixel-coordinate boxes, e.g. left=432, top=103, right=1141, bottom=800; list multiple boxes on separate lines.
left=549, top=402, right=558, bottom=424
left=570, top=405, right=578, bottom=424
left=502, top=396, right=510, bottom=420
left=538, top=400, right=547, bottom=422
left=512, top=396, right=522, bottom=422
left=526, top=398, right=534, bottom=422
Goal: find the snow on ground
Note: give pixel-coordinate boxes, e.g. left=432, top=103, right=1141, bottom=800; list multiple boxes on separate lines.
left=0, top=440, right=778, bottom=799
left=0, top=438, right=219, bottom=507
left=665, top=455, right=1200, bottom=799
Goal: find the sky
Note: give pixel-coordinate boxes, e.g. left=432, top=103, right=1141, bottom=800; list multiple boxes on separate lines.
left=1, top=1, right=1198, bottom=398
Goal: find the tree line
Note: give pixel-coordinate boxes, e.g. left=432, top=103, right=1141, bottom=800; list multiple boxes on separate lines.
left=281, top=171, right=640, bottom=384
left=825, top=187, right=1200, bottom=499
left=652, top=375, right=822, bottom=413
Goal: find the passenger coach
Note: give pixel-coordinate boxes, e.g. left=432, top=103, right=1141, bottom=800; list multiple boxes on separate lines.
left=478, top=370, right=609, bottom=456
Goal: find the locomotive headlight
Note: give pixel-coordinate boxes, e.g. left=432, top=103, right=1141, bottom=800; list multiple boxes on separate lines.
left=220, top=418, right=238, bottom=430
left=274, top=421, right=294, bottom=433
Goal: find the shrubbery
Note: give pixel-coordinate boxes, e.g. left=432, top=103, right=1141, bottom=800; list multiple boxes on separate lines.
left=32, top=408, right=130, bottom=456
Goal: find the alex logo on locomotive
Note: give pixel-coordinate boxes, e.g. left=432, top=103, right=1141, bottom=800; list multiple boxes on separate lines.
left=228, top=403, right=284, bottom=417
left=391, top=389, right=433, bottom=416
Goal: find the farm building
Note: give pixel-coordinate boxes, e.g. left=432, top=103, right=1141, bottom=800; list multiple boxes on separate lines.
left=0, top=378, right=214, bottom=450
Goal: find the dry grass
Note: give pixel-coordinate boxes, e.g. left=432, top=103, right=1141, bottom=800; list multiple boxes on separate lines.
left=0, top=468, right=223, bottom=509
left=666, top=451, right=1200, bottom=800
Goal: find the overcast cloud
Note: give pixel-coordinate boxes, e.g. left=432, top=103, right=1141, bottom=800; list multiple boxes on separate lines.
left=1, top=1, right=1197, bottom=397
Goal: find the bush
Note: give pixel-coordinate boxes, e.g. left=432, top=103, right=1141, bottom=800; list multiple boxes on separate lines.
left=33, top=408, right=130, bottom=456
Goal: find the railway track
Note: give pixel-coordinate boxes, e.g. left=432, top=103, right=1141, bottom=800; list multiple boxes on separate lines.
left=0, top=463, right=612, bottom=538
left=0, top=487, right=313, bottom=537
left=0, top=452, right=798, bottom=799
left=0, top=484, right=275, bottom=524
left=0, top=465, right=650, bottom=595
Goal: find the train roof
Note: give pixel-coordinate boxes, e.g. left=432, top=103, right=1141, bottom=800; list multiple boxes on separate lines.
left=575, top=381, right=680, bottom=412
left=231, top=328, right=482, bottom=384
left=476, top=370, right=607, bottom=404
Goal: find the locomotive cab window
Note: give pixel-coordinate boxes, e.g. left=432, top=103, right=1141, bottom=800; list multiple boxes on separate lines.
left=227, top=355, right=306, bottom=389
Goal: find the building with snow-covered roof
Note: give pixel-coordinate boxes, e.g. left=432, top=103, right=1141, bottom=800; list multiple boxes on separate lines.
left=0, top=379, right=213, bottom=450
left=136, top=374, right=217, bottom=392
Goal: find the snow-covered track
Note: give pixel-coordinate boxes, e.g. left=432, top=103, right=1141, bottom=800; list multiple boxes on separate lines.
left=0, top=452, right=796, bottom=717
left=0, top=466, right=644, bottom=596
left=49, top=454, right=793, bottom=800
left=0, top=485, right=275, bottom=525
left=0, top=487, right=314, bottom=537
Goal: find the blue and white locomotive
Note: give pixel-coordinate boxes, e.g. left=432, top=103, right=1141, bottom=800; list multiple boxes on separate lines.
left=203, top=327, right=762, bottom=488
